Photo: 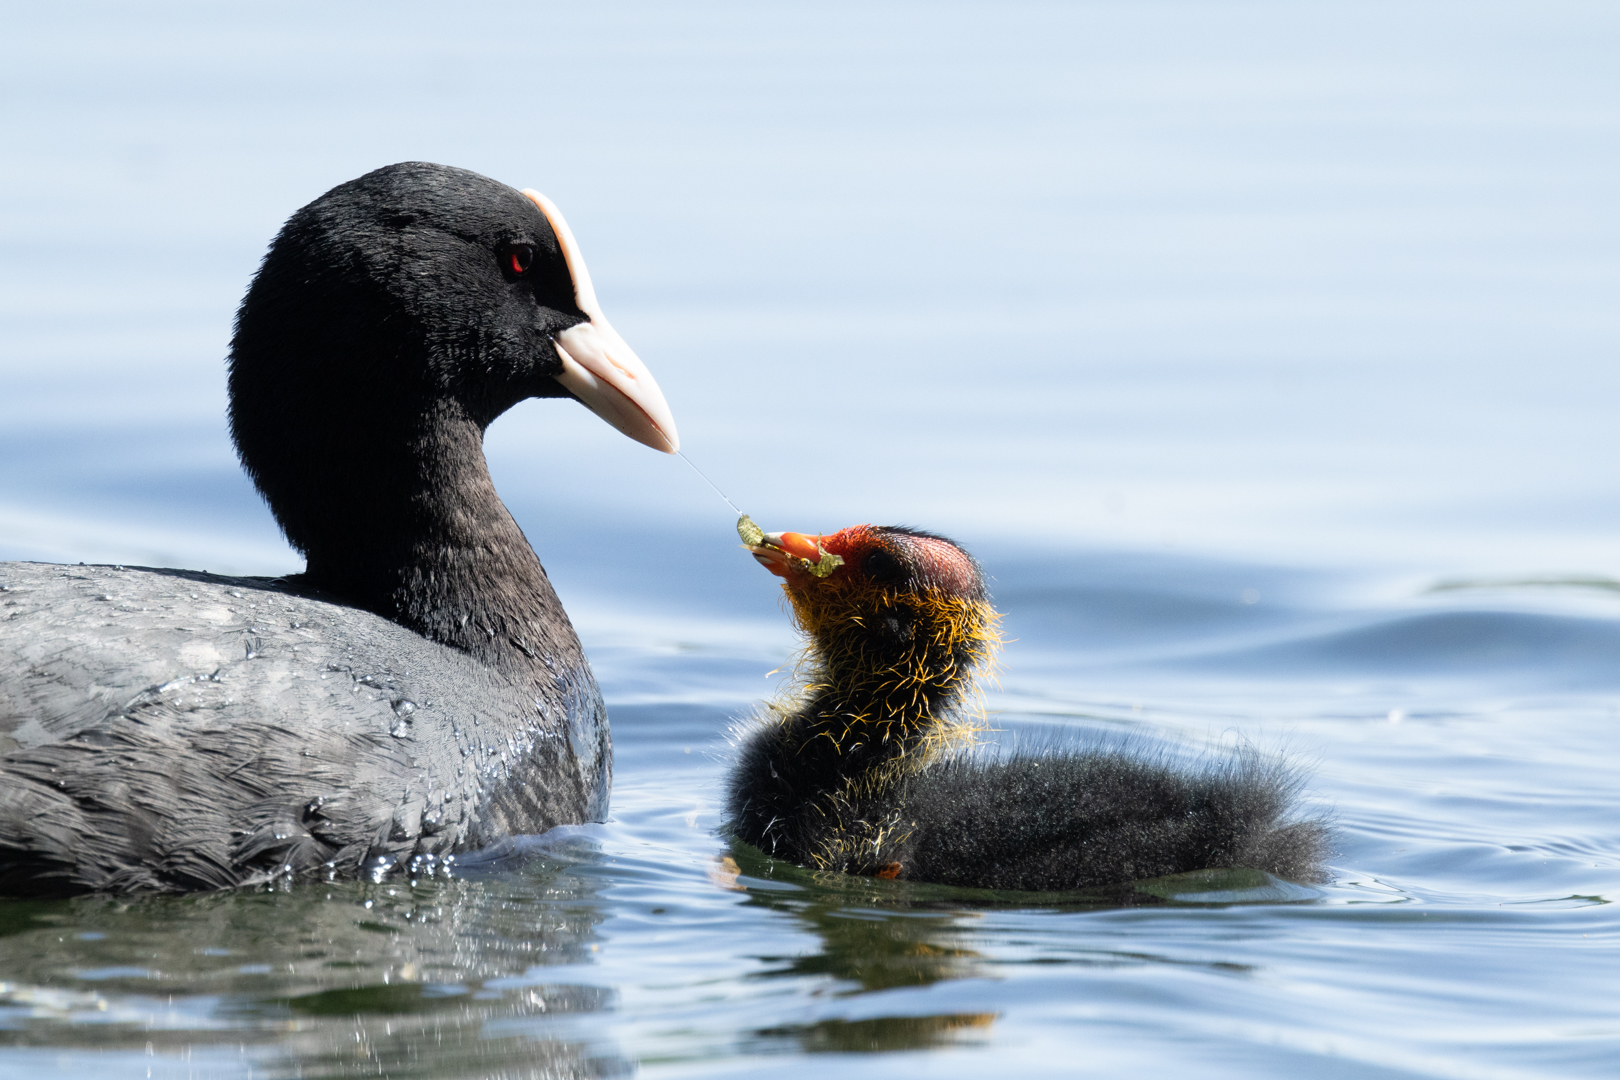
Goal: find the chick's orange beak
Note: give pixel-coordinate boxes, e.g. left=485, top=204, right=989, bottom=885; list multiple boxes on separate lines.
left=749, top=545, right=796, bottom=579
left=747, top=529, right=845, bottom=580
left=775, top=532, right=826, bottom=561
left=748, top=531, right=816, bottom=579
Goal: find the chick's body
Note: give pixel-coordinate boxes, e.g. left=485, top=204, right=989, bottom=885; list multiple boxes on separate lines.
left=726, top=524, right=1329, bottom=892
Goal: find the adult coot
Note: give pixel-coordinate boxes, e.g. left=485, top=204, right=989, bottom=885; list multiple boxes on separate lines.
left=0, top=162, right=678, bottom=895
left=726, top=523, right=1329, bottom=891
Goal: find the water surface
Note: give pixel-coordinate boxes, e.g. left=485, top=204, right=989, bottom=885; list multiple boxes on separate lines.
left=2, top=557, right=1617, bottom=1078
left=2, top=2, right=1618, bottom=1076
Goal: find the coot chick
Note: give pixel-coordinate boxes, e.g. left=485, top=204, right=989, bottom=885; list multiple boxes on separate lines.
left=0, top=163, right=678, bottom=896
left=727, top=524, right=1329, bottom=890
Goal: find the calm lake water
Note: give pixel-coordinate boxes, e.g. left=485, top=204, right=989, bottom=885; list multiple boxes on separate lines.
left=2, top=2, right=1618, bottom=1077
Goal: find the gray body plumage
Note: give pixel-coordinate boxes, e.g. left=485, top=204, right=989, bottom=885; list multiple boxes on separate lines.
left=0, top=562, right=606, bottom=895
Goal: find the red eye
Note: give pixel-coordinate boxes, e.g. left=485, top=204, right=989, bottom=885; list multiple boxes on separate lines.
left=504, top=244, right=535, bottom=277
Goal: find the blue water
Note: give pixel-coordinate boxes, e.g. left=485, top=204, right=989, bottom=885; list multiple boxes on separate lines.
left=2, top=2, right=1618, bottom=1076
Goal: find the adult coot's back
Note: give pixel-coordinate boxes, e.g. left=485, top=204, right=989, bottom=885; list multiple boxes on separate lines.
left=0, top=163, right=678, bottom=896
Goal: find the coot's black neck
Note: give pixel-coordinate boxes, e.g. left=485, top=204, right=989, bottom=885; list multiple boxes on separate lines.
left=291, top=398, right=574, bottom=677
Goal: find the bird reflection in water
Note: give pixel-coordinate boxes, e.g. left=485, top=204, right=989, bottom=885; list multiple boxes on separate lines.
left=747, top=1012, right=999, bottom=1055
left=0, top=853, right=630, bottom=1079
left=710, top=845, right=999, bottom=1053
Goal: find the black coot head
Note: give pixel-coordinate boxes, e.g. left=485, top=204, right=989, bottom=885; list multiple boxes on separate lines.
left=226, top=162, right=666, bottom=565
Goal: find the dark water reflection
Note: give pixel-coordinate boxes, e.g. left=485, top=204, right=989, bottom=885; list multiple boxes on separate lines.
left=0, top=863, right=629, bottom=1079
left=727, top=862, right=992, bottom=993
left=744, top=1012, right=998, bottom=1056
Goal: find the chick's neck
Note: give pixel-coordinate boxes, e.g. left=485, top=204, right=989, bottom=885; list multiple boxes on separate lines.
left=777, top=579, right=999, bottom=783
